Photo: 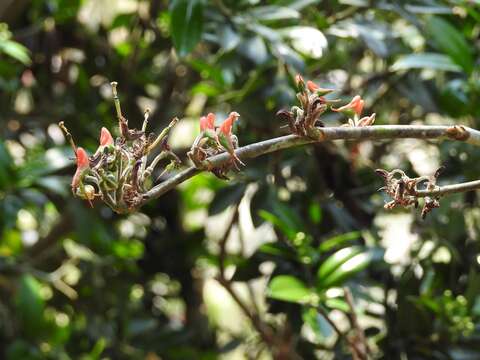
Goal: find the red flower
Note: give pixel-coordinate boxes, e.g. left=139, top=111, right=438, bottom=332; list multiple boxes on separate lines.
left=100, top=127, right=114, bottom=146
left=71, top=147, right=90, bottom=189
left=219, top=112, right=240, bottom=136
left=306, top=80, right=319, bottom=92
left=333, top=95, right=364, bottom=116
left=200, top=113, right=216, bottom=131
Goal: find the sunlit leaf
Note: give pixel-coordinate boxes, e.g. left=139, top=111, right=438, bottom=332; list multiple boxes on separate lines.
left=268, top=275, right=312, bottom=303
left=280, top=26, right=327, bottom=59
left=248, top=6, right=300, bottom=21
left=391, top=53, right=462, bottom=72
left=317, top=246, right=363, bottom=283
left=319, top=231, right=361, bottom=252
left=0, top=40, right=31, bottom=65
left=319, top=252, right=372, bottom=289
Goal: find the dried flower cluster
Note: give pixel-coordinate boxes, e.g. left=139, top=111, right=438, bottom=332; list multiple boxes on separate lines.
left=60, top=82, right=181, bottom=213
left=276, top=75, right=375, bottom=137
left=375, top=167, right=444, bottom=219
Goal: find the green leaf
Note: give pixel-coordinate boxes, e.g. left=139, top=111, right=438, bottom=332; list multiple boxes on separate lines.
left=319, top=231, right=361, bottom=252
left=426, top=16, right=473, bottom=73
left=259, top=209, right=299, bottom=240
left=268, top=275, right=312, bottom=303
left=0, top=40, right=31, bottom=65
left=391, top=53, right=462, bottom=72
left=15, top=275, right=46, bottom=338
left=325, top=298, right=350, bottom=312
left=248, top=6, right=300, bottom=21
left=308, top=202, right=322, bottom=224
left=89, top=338, right=106, bottom=360
left=209, top=184, right=246, bottom=215
left=0, top=139, right=15, bottom=189
left=170, top=0, right=204, bottom=57
left=319, top=252, right=372, bottom=289
left=317, top=246, right=363, bottom=283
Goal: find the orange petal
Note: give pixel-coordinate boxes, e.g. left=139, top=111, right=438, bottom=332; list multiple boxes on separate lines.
left=199, top=116, right=208, bottom=131
left=306, top=80, right=319, bottom=92
left=219, top=112, right=240, bottom=136
left=333, top=95, right=364, bottom=116
left=76, top=147, right=89, bottom=170
left=100, top=127, right=114, bottom=146
left=200, top=113, right=216, bottom=131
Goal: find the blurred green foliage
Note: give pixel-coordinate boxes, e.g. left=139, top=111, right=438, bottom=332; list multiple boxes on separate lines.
left=1, top=0, right=480, bottom=359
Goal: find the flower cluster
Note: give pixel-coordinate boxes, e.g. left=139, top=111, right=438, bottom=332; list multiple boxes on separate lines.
left=188, top=111, right=244, bottom=179
left=63, top=76, right=450, bottom=219
left=277, top=75, right=376, bottom=137
left=61, top=82, right=180, bottom=213
left=375, top=167, right=444, bottom=219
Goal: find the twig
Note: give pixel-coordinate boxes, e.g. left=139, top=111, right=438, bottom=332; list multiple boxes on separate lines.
left=141, top=124, right=480, bottom=205
left=344, top=287, right=369, bottom=360
left=58, top=121, right=77, bottom=153
left=238, top=217, right=261, bottom=316
left=146, top=117, right=179, bottom=153
left=110, top=81, right=123, bottom=120
left=215, top=205, right=276, bottom=349
left=317, top=306, right=365, bottom=360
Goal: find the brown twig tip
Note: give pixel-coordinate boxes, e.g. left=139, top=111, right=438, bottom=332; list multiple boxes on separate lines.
left=376, top=167, right=445, bottom=219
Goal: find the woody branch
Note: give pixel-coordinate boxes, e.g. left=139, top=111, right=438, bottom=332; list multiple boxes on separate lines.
left=140, top=124, right=480, bottom=204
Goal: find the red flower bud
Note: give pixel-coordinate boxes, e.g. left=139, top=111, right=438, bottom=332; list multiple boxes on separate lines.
left=71, top=147, right=89, bottom=189
left=200, top=113, right=216, bottom=131
left=219, top=112, right=240, bottom=136
left=100, top=127, right=114, bottom=146
left=333, top=95, right=364, bottom=116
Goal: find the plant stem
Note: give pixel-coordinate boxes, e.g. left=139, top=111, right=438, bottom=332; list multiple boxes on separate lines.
left=141, top=124, right=480, bottom=205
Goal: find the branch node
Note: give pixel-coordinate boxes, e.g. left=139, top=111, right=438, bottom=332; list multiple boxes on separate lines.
left=446, top=125, right=469, bottom=141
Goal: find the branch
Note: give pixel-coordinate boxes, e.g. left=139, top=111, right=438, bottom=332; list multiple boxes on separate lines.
left=215, top=205, right=276, bottom=347
left=415, top=179, right=480, bottom=197
left=141, top=124, right=480, bottom=205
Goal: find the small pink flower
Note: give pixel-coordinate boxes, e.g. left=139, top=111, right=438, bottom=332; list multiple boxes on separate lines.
left=71, top=147, right=89, bottom=189
left=219, top=112, right=240, bottom=136
left=99, top=127, right=114, bottom=146
left=333, top=95, right=364, bottom=116
left=200, top=113, right=216, bottom=131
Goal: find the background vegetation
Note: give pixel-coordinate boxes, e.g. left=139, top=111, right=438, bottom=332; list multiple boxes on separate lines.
left=1, top=0, right=480, bottom=359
